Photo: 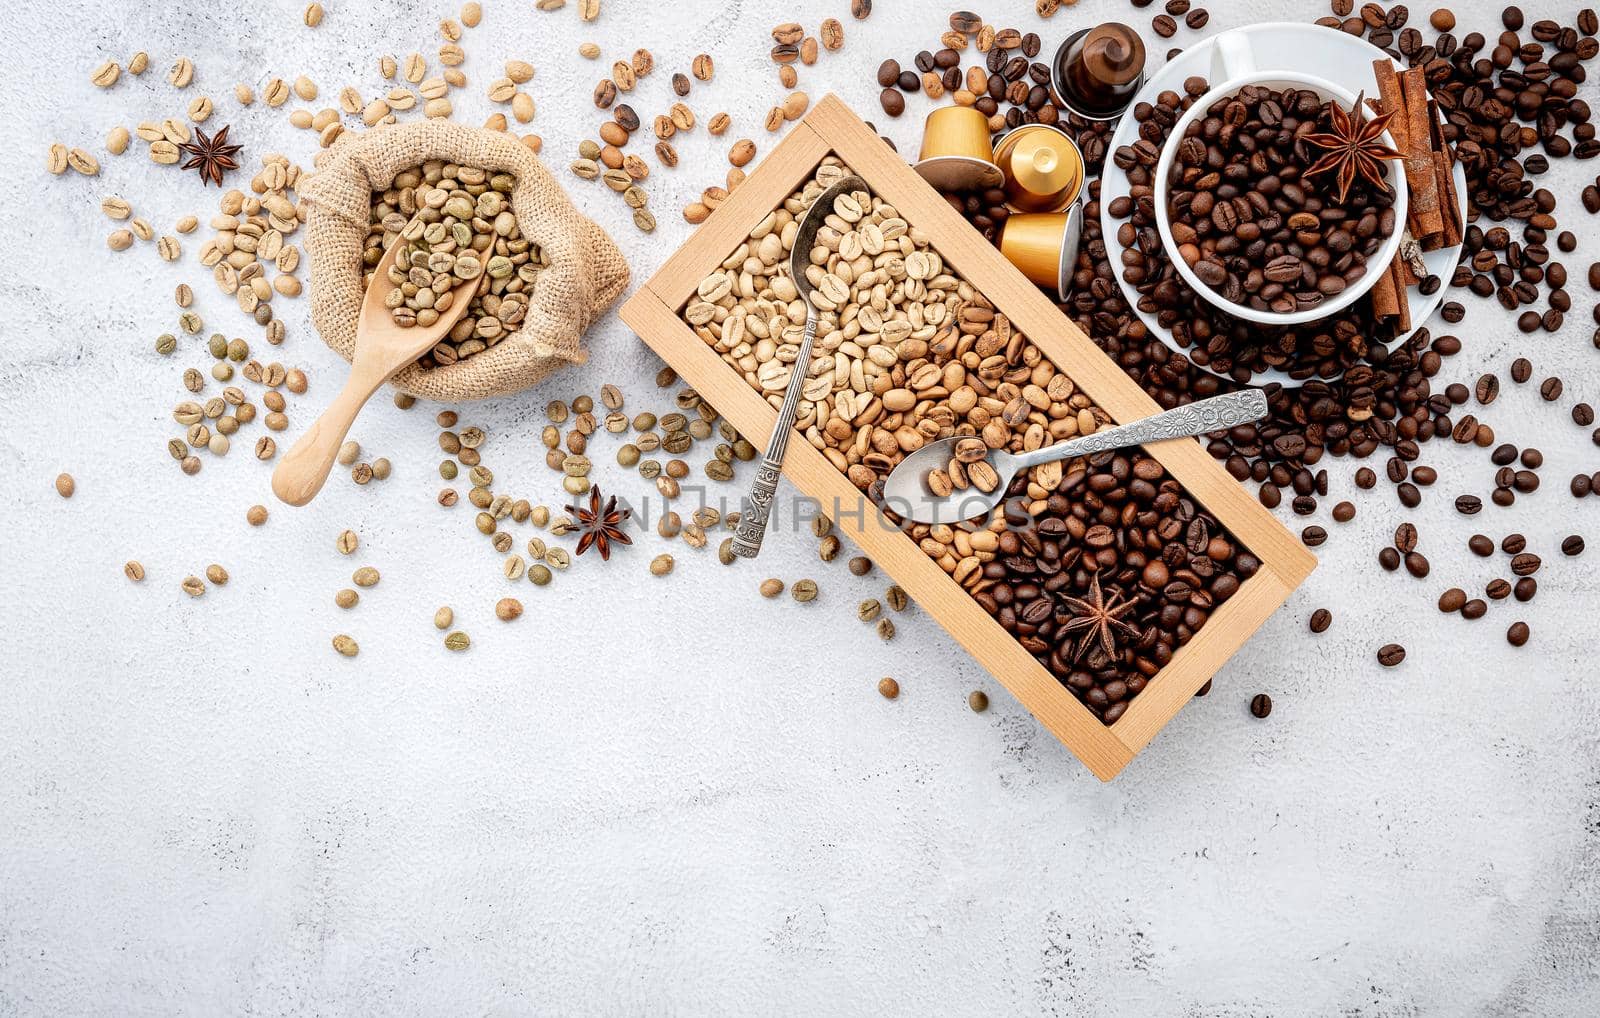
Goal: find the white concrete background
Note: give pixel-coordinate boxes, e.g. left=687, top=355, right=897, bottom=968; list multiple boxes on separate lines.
left=1, top=0, right=1597, bottom=1014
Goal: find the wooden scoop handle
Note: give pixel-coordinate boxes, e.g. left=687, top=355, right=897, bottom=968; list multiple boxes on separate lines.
left=271, top=358, right=388, bottom=507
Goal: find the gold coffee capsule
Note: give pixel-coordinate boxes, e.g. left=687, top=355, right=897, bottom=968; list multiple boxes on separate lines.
left=913, top=105, right=1003, bottom=191
left=997, top=207, right=1082, bottom=302
left=994, top=124, right=1085, bottom=214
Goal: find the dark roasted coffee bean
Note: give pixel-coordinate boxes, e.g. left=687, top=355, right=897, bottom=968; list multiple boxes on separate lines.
left=1521, top=448, right=1543, bottom=468
left=1462, top=598, right=1488, bottom=619
left=1377, top=643, right=1406, bottom=667
left=1454, top=494, right=1483, bottom=514
left=1378, top=546, right=1401, bottom=571
left=1515, top=577, right=1537, bottom=602
left=1249, top=693, right=1272, bottom=718
left=1468, top=534, right=1495, bottom=556
left=1404, top=551, right=1430, bottom=578
left=1506, top=621, right=1530, bottom=647
left=1309, top=608, right=1332, bottom=633
left=879, top=88, right=904, bottom=116
left=1301, top=525, right=1328, bottom=547
left=1437, top=587, right=1467, bottom=613
left=1355, top=467, right=1377, bottom=489
left=1332, top=501, right=1355, bottom=522
left=1563, top=534, right=1586, bottom=556
left=1502, top=533, right=1526, bottom=555
left=1491, top=443, right=1518, bottom=466
left=1186, top=8, right=1209, bottom=29
left=1575, top=403, right=1595, bottom=426
left=1540, top=376, right=1564, bottom=400
left=1510, top=552, right=1541, bottom=576
left=1486, top=578, right=1512, bottom=600
left=1575, top=473, right=1595, bottom=497
left=876, top=59, right=900, bottom=88
left=1475, top=373, right=1500, bottom=403
left=1152, top=14, right=1177, bottom=37
left=1394, top=521, right=1418, bottom=553
left=1511, top=357, right=1533, bottom=383
left=1398, top=482, right=1422, bottom=508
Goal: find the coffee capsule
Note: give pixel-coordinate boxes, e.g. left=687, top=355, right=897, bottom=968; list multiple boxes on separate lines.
left=1051, top=23, right=1146, bottom=122
left=993, top=124, right=1084, bottom=214
left=913, top=105, right=1004, bottom=190
left=997, top=207, right=1082, bottom=301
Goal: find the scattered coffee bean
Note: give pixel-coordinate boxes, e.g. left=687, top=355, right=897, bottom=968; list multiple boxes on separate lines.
left=1250, top=693, right=1272, bottom=718
left=1562, top=535, right=1586, bottom=556
left=1438, top=588, right=1467, bottom=613
left=878, top=677, right=899, bottom=699
left=1377, top=643, right=1407, bottom=667
left=1506, top=621, right=1530, bottom=647
left=968, top=690, right=989, bottom=713
left=1309, top=608, right=1332, bottom=633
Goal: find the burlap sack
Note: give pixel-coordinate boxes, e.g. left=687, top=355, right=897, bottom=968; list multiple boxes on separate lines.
left=299, top=120, right=629, bottom=401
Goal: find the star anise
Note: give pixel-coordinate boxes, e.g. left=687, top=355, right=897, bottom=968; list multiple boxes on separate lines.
left=1301, top=92, right=1403, bottom=205
left=565, top=486, right=632, bottom=560
left=177, top=125, right=243, bottom=187
left=1056, top=573, right=1140, bottom=664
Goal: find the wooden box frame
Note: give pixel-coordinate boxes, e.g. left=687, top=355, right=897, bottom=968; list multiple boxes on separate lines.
left=620, top=95, right=1316, bottom=780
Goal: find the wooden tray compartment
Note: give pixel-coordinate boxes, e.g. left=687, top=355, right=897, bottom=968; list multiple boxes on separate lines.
left=620, top=95, right=1316, bottom=780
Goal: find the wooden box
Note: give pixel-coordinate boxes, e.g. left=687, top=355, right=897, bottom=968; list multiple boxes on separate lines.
left=620, top=94, right=1316, bottom=780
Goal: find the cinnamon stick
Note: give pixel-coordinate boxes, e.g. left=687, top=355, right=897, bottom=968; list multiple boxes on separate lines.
left=1426, top=96, right=1464, bottom=247
left=1399, top=66, right=1444, bottom=240
left=1371, top=254, right=1403, bottom=322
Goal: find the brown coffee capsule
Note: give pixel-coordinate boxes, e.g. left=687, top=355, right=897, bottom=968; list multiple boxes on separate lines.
left=1051, top=23, right=1146, bottom=121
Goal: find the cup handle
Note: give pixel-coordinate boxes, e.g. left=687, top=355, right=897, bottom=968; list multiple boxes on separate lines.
left=1210, top=31, right=1255, bottom=83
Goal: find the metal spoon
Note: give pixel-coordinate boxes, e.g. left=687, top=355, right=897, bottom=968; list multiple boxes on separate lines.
left=881, top=389, right=1271, bottom=525
left=730, top=173, right=868, bottom=558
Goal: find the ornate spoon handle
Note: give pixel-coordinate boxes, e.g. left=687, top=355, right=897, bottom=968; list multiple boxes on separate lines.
left=1012, top=390, right=1270, bottom=470
left=731, top=313, right=819, bottom=559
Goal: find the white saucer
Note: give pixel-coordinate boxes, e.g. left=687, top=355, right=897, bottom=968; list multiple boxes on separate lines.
left=1098, top=22, right=1469, bottom=388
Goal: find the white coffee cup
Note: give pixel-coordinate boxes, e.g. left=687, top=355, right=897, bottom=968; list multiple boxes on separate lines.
left=1151, top=30, right=1409, bottom=327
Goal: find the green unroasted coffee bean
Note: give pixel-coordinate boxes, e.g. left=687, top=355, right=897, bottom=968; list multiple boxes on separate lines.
left=858, top=598, right=881, bottom=622
left=332, top=634, right=359, bottom=657
left=444, top=631, right=470, bottom=651
left=352, top=566, right=380, bottom=587
left=792, top=579, right=818, bottom=602
left=434, top=606, right=454, bottom=629
left=885, top=585, right=909, bottom=611
left=649, top=553, right=674, bottom=576
left=876, top=618, right=896, bottom=641
left=759, top=578, right=784, bottom=598
left=529, top=564, right=552, bottom=586
left=335, top=588, right=359, bottom=609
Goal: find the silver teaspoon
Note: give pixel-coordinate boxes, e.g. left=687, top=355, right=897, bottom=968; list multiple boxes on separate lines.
left=730, top=173, right=868, bottom=559
left=881, top=389, right=1271, bottom=525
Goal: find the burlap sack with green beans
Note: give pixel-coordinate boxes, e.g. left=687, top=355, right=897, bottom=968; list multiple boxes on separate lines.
left=300, top=120, right=629, bottom=401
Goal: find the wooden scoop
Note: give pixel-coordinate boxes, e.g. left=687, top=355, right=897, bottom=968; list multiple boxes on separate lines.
left=271, top=231, right=478, bottom=507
